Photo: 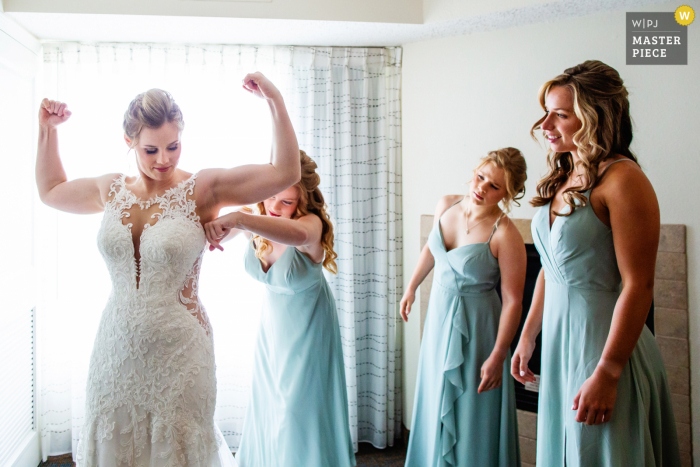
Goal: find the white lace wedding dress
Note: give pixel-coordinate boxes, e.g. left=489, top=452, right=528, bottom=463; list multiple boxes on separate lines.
left=76, top=173, right=237, bottom=467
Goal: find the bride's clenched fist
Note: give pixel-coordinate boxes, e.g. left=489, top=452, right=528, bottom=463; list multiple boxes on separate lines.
left=39, top=98, right=72, bottom=128
left=242, top=72, right=281, bottom=101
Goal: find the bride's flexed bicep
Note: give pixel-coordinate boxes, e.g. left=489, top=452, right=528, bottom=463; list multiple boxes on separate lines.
left=198, top=76, right=300, bottom=208
left=39, top=172, right=119, bottom=214
left=200, top=163, right=300, bottom=208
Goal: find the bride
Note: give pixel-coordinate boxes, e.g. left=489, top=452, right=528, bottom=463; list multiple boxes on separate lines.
left=35, top=72, right=300, bottom=467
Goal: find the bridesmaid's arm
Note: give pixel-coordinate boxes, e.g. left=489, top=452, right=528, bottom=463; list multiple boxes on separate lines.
left=573, top=162, right=659, bottom=426
left=399, top=195, right=460, bottom=322
left=478, top=219, right=526, bottom=393
left=511, top=268, right=544, bottom=385
left=399, top=243, right=435, bottom=322
left=205, top=210, right=321, bottom=251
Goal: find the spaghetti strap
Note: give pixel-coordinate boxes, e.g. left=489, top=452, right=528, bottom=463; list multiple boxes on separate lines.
left=591, top=158, right=636, bottom=194
left=439, top=197, right=465, bottom=219
left=599, top=158, right=635, bottom=176
left=487, top=212, right=506, bottom=244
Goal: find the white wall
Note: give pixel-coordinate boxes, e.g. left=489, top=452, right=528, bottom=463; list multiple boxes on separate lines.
left=0, top=8, right=42, bottom=467
left=423, top=0, right=550, bottom=23
left=3, top=0, right=422, bottom=24
left=401, top=1, right=700, bottom=461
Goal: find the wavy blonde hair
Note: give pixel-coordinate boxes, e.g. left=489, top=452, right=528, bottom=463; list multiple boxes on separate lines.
left=530, top=60, right=638, bottom=214
left=253, top=150, right=338, bottom=274
left=474, top=147, right=527, bottom=213
left=123, top=89, right=184, bottom=147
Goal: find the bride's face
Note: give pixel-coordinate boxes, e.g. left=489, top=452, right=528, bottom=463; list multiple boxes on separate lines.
left=263, top=186, right=300, bottom=219
left=126, top=122, right=182, bottom=181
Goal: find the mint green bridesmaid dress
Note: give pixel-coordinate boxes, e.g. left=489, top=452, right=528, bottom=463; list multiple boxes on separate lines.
left=405, top=204, right=520, bottom=467
left=236, top=241, right=356, bottom=467
left=532, top=179, right=681, bottom=466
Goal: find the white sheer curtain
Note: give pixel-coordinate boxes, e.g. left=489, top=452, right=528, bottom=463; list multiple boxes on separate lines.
left=37, top=43, right=402, bottom=460
left=282, top=49, right=404, bottom=448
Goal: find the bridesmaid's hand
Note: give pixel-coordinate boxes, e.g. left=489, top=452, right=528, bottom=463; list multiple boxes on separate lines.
left=478, top=350, right=505, bottom=393
left=511, top=338, right=537, bottom=385
left=572, top=367, right=619, bottom=425
left=204, top=212, right=241, bottom=251
left=399, top=290, right=415, bottom=322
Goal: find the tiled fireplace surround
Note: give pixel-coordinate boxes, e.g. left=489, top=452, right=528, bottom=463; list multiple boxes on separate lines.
left=417, top=216, right=692, bottom=466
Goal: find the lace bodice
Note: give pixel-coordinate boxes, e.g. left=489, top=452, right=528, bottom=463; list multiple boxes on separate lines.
left=78, top=173, right=224, bottom=467
left=97, top=173, right=211, bottom=334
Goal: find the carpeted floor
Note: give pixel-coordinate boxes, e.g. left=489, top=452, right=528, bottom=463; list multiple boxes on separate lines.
left=39, top=442, right=408, bottom=467
left=38, top=454, right=73, bottom=467
left=356, top=442, right=408, bottom=466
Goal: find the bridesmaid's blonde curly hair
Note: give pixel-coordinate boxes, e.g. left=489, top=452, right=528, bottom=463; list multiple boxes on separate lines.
left=253, top=150, right=338, bottom=274
left=530, top=60, right=638, bottom=215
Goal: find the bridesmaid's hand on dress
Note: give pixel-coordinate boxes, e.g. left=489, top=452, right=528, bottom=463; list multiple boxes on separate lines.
left=478, top=351, right=505, bottom=393
left=572, top=367, right=618, bottom=425
left=399, top=290, right=415, bottom=322
left=511, top=338, right=537, bottom=385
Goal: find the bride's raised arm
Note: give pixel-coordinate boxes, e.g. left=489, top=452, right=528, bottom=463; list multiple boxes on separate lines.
left=35, top=99, right=117, bottom=214
left=198, top=72, right=301, bottom=209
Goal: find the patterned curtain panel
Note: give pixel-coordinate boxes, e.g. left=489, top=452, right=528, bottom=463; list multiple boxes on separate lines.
left=38, top=43, right=402, bottom=459
left=284, top=48, right=404, bottom=449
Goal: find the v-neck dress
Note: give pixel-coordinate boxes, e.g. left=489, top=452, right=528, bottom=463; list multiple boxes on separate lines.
left=532, top=190, right=681, bottom=466
left=405, top=206, right=520, bottom=467
left=236, top=242, right=356, bottom=467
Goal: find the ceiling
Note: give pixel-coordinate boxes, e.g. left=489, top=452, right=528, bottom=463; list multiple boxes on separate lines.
left=5, top=0, right=668, bottom=47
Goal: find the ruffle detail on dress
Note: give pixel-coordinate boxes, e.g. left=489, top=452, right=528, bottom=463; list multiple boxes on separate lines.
left=440, top=296, right=469, bottom=466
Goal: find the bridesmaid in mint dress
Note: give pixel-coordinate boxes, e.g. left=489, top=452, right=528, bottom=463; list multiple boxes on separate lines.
left=512, top=61, right=681, bottom=466
left=401, top=147, right=528, bottom=467
left=205, top=151, right=355, bottom=467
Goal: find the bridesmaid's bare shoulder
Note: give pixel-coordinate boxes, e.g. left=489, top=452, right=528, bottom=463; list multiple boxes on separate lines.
left=433, top=194, right=463, bottom=221
left=494, top=214, right=525, bottom=247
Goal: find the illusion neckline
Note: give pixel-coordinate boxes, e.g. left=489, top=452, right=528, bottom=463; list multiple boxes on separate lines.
left=110, top=172, right=201, bottom=290
left=119, top=172, right=198, bottom=208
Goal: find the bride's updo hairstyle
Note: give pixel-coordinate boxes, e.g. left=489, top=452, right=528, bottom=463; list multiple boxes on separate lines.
left=253, top=150, right=339, bottom=274
left=530, top=60, right=638, bottom=215
left=123, top=89, right=184, bottom=148
left=474, top=147, right=527, bottom=213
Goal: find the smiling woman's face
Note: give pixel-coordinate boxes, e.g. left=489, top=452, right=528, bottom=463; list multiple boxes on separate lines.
left=541, top=85, right=583, bottom=156
left=127, top=121, right=182, bottom=181
left=263, top=186, right=300, bottom=219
